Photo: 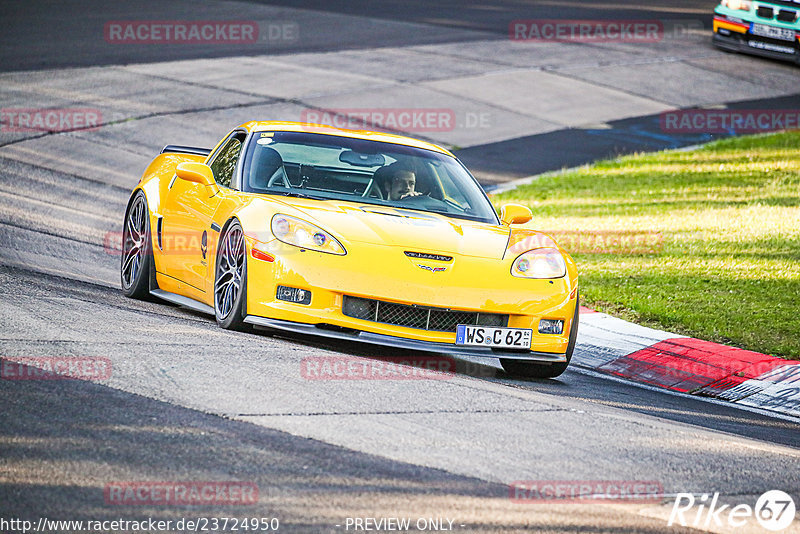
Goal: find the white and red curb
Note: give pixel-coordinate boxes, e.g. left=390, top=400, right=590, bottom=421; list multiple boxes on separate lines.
left=574, top=307, right=800, bottom=419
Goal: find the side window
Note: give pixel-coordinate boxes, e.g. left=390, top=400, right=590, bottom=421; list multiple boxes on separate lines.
left=209, top=136, right=243, bottom=188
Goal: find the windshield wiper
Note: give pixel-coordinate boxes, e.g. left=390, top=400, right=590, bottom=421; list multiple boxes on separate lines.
left=422, top=207, right=451, bottom=215
left=270, top=191, right=330, bottom=201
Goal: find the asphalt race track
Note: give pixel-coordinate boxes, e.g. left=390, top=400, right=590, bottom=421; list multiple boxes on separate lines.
left=1, top=1, right=799, bottom=532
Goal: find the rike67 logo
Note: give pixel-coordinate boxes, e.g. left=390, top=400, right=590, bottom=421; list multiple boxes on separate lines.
left=668, top=490, right=796, bottom=531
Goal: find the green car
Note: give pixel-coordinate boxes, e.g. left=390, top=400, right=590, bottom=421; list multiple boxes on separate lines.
left=713, top=0, right=800, bottom=63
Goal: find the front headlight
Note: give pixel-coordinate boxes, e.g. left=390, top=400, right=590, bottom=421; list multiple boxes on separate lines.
left=512, top=248, right=566, bottom=279
left=720, top=0, right=752, bottom=11
left=271, top=214, right=346, bottom=255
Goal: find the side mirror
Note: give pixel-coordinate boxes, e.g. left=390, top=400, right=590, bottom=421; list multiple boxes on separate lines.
left=500, top=204, right=532, bottom=226
left=176, top=162, right=219, bottom=193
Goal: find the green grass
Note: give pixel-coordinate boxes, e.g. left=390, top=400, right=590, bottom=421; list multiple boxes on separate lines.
left=493, top=131, right=800, bottom=360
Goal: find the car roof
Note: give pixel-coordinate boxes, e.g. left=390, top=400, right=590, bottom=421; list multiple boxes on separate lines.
left=238, top=121, right=455, bottom=157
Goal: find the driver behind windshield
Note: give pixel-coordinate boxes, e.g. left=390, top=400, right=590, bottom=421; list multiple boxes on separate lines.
left=378, top=164, right=423, bottom=201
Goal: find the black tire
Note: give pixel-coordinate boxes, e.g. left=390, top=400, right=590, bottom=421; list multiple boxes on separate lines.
left=501, top=292, right=580, bottom=379
left=120, top=191, right=152, bottom=299
left=214, top=220, right=249, bottom=331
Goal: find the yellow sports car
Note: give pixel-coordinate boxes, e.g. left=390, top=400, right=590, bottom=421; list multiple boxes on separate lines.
left=121, top=122, right=579, bottom=377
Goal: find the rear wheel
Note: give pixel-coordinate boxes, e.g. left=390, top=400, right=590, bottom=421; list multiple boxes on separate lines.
left=501, top=292, right=580, bottom=379
left=120, top=192, right=152, bottom=299
left=214, top=221, right=248, bottom=331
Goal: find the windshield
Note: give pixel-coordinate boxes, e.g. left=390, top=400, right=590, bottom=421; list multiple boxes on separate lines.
left=241, top=131, right=498, bottom=224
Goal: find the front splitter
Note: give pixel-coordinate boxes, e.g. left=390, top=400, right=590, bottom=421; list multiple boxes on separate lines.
left=244, top=315, right=568, bottom=363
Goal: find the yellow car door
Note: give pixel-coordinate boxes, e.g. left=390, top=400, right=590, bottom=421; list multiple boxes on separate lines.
left=160, top=132, right=244, bottom=294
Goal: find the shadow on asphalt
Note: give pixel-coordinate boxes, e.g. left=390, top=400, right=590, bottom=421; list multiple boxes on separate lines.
left=0, top=358, right=507, bottom=527
left=249, top=326, right=800, bottom=449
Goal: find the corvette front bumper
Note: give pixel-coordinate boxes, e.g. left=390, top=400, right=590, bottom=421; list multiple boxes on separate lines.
left=244, top=237, right=578, bottom=356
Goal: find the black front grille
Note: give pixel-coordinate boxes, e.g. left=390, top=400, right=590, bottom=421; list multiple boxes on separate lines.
left=379, top=301, right=429, bottom=329
left=342, top=296, right=508, bottom=332
left=757, top=5, right=775, bottom=17
left=777, top=9, right=797, bottom=21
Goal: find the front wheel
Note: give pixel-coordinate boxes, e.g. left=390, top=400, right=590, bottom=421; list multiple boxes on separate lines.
left=214, top=221, right=249, bottom=331
left=501, top=292, right=580, bottom=379
left=120, top=191, right=152, bottom=299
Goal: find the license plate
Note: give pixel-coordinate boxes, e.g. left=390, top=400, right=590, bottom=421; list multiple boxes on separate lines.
left=751, top=23, right=796, bottom=41
left=455, top=325, right=532, bottom=349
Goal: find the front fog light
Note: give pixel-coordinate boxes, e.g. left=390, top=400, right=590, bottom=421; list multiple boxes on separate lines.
left=538, top=319, right=564, bottom=335
left=276, top=285, right=312, bottom=305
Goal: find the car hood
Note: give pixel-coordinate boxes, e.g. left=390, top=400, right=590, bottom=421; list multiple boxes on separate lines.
left=288, top=201, right=511, bottom=259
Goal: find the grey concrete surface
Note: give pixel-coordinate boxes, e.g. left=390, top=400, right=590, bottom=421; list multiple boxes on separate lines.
left=2, top=17, right=797, bottom=180
left=0, top=1, right=488, bottom=72
left=1, top=0, right=721, bottom=73
left=2, top=371, right=706, bottom=534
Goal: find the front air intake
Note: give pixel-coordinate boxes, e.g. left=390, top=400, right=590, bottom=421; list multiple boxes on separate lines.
left=756, top=5, right=775, bottom=18
left=342, top=296, right=507, bottom=333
